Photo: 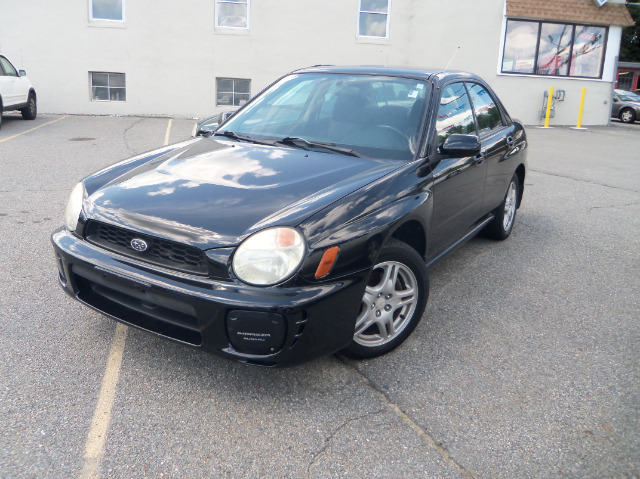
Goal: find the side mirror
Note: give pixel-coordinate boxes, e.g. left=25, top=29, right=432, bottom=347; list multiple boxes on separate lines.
left=439, top=134, right=481, bottom=157
left=219, top=111, right=234, bottom=123
left=192, top=111, right=236, bottom=137
left=613, top=97, right=619, bottom=103
left=19, top=70, right=27, bottom=77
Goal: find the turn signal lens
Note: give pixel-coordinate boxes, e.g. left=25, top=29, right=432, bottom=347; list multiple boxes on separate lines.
left=275, top=227, right=297, bottom=248
left=314, top=246, right=339, bottom=279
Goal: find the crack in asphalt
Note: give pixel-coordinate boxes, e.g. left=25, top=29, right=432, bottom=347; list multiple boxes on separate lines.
left=122, top=118, right=144, bottom=154
left=589, top=201, right=640, bottom=212
left=529, top=169, right=640, bottom=193
left=337, top=357, right=474, bottom=479
left=306, top=408, right=386, bottom=477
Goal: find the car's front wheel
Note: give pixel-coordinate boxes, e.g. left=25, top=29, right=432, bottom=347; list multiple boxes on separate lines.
left=619, top=108, right=636, bottom=124
left=342, top=239, right=428, bottom=359
left=21, top=93, right=37, bottom=120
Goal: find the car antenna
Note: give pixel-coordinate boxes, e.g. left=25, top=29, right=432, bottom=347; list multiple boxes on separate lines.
left=443, top=46, right=461, bottom=73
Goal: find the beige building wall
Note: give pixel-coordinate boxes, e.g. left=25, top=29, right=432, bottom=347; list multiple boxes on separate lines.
left=0, top=0, right=624, bottom=125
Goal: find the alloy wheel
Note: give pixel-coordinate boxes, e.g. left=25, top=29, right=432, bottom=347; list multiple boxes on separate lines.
left=503, top=180, right=517, bottom=232
left=354, top=261, right=418, bottom=347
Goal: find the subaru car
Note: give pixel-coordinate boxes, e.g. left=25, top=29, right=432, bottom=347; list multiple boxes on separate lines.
left=52, top=66, right=527, bottom=366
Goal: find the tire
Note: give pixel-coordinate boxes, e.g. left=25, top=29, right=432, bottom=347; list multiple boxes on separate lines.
left=21, top=93, right=37, bottom=120
left=619, top=108, right=636, bottom=124
left=483, top=173, right=519, bottom=240
left=341, top=239, right=428, bottom=359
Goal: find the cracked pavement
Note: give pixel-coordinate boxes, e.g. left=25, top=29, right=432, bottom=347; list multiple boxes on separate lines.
left=1, top=115, right=638, bottom=478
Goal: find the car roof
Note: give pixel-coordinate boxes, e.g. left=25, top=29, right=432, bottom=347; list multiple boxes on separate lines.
left=293, top=65, right=483, bottom=84
left=614, top=89, right=637, bottom=94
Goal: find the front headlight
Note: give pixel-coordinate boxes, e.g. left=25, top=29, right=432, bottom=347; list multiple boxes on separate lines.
left=232, top=227, right=305, bottom=286
left=65, top=182, right=86, bottom=232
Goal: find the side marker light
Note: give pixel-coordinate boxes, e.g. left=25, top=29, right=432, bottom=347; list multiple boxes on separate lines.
left=314, top=246, right=340, bottom=279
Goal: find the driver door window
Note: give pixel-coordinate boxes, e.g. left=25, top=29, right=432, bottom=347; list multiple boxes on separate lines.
left=0, top=57, right=18, bottom=77
left=435, top=83, right=476, bottom=145
left=466, top=83, right=505, bottom=136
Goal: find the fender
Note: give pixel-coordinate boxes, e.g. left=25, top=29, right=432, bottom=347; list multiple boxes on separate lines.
left=299, top=161, right=433, bottom=281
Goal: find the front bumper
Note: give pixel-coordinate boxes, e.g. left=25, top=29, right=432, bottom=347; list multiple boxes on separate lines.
left=52, top=228, right=367, bottom=366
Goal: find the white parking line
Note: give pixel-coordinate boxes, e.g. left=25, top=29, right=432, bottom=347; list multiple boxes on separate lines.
left=78, top=117, right=175, bottom=478
left=0, top=115, right=68, bottom=143
left=79, top=323, right=128, bottom=479
left=164, top=118, right=173, bottom=146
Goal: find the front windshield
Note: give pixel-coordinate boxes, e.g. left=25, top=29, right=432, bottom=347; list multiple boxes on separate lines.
left=617, top=91, right=640, bottom=102
left=219, top=73, right=430, bottom=160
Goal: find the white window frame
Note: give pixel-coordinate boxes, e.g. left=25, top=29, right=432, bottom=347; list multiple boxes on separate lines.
left=89, top=72, right=126, bottom=102
left=357, top=0, right=391, bottom=39
left=215, top=0, right=250, bottom=30
left=88, top=0, right=125, bottom=23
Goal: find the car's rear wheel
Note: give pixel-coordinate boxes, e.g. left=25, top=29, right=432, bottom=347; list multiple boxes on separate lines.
left=483, top=173, right=519, bottom=240
left=21, top=93, right=37, bottom=120
left=341, top=239, right=428, bottom=359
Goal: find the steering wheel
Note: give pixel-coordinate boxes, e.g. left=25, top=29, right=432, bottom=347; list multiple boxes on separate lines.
left=349, top=124, right=411, bottom=150
left=374, top=125, right=410, bottom=144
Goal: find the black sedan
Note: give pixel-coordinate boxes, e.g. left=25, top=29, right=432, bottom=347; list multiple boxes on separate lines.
left=52, top=66, right=527, bottom=366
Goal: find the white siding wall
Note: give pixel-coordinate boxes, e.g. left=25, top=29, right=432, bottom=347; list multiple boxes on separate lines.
left=0, top=0, right=622, bottom=125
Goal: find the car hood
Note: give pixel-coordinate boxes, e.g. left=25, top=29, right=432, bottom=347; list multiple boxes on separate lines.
left=617, top=99, right=640, bottom=107
left=84, top=138, right=402, bottom=249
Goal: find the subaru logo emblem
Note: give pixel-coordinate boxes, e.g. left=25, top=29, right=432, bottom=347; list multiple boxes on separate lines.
left=130, top=238, right=148, bottom=252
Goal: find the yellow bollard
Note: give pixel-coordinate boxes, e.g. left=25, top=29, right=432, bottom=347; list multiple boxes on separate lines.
left=576, top=88, right=586, bottom=129
left=543, top=86, right=554, bottom=128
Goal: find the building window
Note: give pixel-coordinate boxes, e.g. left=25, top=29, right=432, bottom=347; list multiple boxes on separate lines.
left=502, top=19, right=607, bottom=79
left=215, top=0, right=249, bottom=29
left=616, top=71, right=634, bottom=91
left=90, top=72, right=126, bottom=101
left=89, top=0, right=124, bottom=22
left=216, top=78, right=250, bottom=106
left=358, top=0, right=390, bottom=38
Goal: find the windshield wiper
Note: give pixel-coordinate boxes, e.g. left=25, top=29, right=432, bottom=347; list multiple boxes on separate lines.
left=278, top=137, right=362, bottom=157
left=214, top=130, right=276, bottom=146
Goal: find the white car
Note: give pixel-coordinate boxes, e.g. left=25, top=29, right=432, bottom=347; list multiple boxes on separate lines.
left=0, top=54, right=37, bottom=129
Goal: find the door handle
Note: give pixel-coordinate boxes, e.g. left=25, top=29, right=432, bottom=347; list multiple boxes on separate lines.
left=474, top=151, right=485, bottom=165
left=506, top=135, right=515, bottom=146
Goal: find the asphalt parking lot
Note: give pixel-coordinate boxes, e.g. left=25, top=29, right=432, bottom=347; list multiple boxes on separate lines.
left=1, top=113, right=638, bottom=479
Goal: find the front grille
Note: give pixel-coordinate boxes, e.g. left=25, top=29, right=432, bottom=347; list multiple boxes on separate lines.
left=85, top=221, right=208, bottom=275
